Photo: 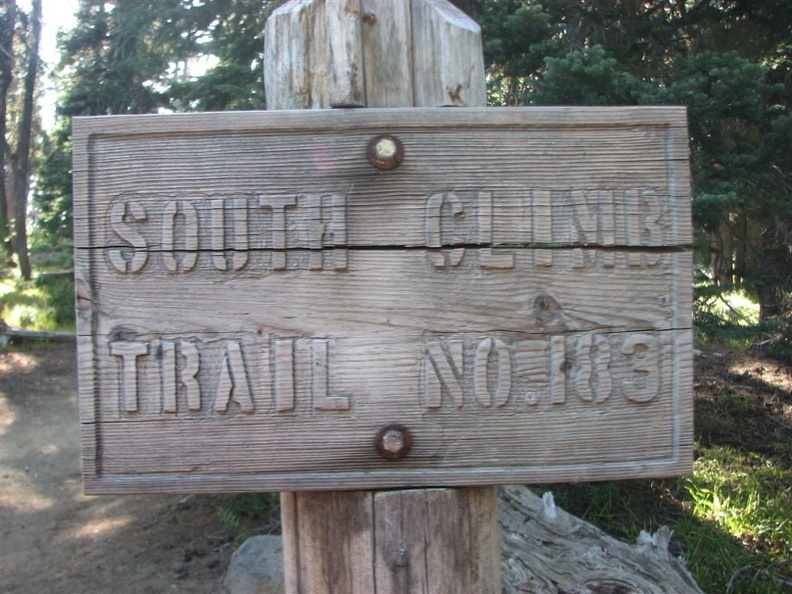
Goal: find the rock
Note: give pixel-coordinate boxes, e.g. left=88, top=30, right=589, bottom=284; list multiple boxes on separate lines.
left=222, top=535, right=284, bottom=594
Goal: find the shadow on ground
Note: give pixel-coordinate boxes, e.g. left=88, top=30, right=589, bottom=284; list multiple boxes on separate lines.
left=0, top=343, right=237, bottom=594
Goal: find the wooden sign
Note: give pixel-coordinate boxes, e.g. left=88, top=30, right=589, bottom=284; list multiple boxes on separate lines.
left=73, top=107, right=693, bottom=494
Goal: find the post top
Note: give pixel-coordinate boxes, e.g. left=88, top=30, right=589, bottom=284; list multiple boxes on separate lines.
left=264, top=0, right=486, bottom=109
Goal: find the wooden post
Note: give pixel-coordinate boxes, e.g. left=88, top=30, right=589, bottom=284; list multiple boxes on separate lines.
left=264, top=1, right=500, bottom=592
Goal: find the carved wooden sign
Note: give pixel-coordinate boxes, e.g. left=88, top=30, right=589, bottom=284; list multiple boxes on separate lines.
left=74, top=107, right=693, bottom=494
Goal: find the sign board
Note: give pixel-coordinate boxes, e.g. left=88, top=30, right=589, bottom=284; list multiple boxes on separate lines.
left=73, top=107, right=693, bottom=494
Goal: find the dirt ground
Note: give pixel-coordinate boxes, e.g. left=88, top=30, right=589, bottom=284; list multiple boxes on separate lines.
left=1, top=340, right=790, bottom=593
left=1, top=343, right=237, bottom=594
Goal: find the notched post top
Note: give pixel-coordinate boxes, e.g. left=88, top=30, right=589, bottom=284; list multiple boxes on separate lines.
left=264, top=0, right=486, bottom=109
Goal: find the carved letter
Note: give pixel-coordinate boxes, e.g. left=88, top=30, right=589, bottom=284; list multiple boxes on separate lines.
left=549, top=335, right=566, bottom=404
left=600, top=190, right=615, bottom=268
left=108, top=201, right=148, bottom=273
left=477, top=191, right=514, bottom=269
left=259, top=195, right=296, bottom=270
left=306, top=195, right=324, bottom=271
left=568, top=190, right=598, bottom=270
left=474, top=338, right=511, bottom=407
left=639, top=189, right=663, bottom=266
left=624, top=189, right=663, bottom=267
left=326, top=193, right=348, bottom=270
left=162, top=200, right=198, bottom=273
left=179, top=340, right=201, bottom=411
left=211, top=198, right=249, bottom=271
left=622, top=333, right=660, bottom=403
left=214, top=341, right=254, bottom=413
left=110, top=340, right=148, bottom=413
left=310, top=339, right=349, bottom=411
left=533, top=189, right=553, bottom=268
left=423, top=339, right=465, bottom=409
left=573, top=332, right=612, bottom=404
left=162, top=340, right=200, bottom=413
left=425, top=192, right=465, bottom=269
left=161, top=341, right=177, bottom=412
left=274, top=338, right=295, bottom=412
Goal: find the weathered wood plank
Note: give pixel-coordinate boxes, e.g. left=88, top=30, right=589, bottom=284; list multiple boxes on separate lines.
left=72, top=105, right=694, bottom=493
left=411, top=0, right=487, bottom=107
left=276, top=487, right=500, bottom=593
left=291, top=490, right=375, bottom=592
left=263, top=0, right=485, bottom=110
left=360, top=0, right=413, bottom=107
left=74, top=5, right=692, bottom=501
left=72, top=109, right=691, bottom=254
left=78, top=326, right=692, bottom=491
left=72, top=105, right=689, bottom=134
left=75, top=251, right=693, bottom=337
left=264, top=0, right=367, bottom=109
left=373, top=488, right=500, bottom=594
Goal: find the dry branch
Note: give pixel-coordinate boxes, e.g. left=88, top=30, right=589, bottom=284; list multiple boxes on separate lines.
left=499, top=485, right=704, bottom=594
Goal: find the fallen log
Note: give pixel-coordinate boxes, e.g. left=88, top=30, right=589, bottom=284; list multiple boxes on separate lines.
left=499, top=485, right=704, bottom=594
left=0, top=321, right=75, bottom=345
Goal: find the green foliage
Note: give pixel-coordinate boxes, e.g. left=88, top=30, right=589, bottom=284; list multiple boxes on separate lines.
left=677, top=447, right=792, bottom=593
left=0, top=271, right=74, bottom=331
left=533, top=45, right=656, bottom=106
left=32, top=124, right=73, bottom=246
left=57, top=0, right=199, bottom=117
left=480, top=0, right=792, bottom=346
left=217, top=493, right=280, bottom=538
left=169, top=0, right=273, bottom=111
left=540, top=445, right=792, bottom=593
left=33, top=273, right=75, bottom=328
left=684, top=447, right=791, bottom=547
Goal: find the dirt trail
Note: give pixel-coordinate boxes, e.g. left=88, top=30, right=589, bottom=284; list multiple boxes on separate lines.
left=1, top=343, right=236, bottom=594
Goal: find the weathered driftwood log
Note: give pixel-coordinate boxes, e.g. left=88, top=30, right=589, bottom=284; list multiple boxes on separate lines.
left=499, top=485, right=704, bottom=594
left=0, top=320, right=74, bottom=345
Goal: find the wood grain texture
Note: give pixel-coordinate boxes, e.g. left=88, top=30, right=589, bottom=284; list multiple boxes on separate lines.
left=264, top=0, right=485, bottom=109
left=255, top=6, right=686, bottom=594
left=411, top=0, right=486, bottom=107
left=73, top=106, right=693, bottom=494
left=278, top=487, right=499, bottom=593
left=359, top=0, right=415, bottom=107
left=499, top=486, right=704, bottom=593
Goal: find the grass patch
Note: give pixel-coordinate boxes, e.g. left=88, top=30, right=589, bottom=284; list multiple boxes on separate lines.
left=684, top=447, right=791, bottom=550
left=0, top=271, right=75, bottom=331
left=541, top=457, right=791, bottom=593
left=218, top=493, right=281, bottom=539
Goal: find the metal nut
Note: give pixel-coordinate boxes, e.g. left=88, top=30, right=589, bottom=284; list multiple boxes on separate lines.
left=368, top=134, right=404, bottom=170
left=375, top=423, right=412, bottom=459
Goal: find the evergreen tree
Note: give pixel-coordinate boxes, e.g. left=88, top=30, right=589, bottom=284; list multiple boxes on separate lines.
left=477, top=0, right=791, bottom=335
left=31, top=0, right=792, bottom=344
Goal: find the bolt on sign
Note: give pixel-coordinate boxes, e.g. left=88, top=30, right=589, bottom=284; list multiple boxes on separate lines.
left=73, top=107, right=693, bottom=494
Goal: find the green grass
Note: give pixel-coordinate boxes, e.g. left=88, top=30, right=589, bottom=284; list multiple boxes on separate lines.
left=0, top=272, right=75, bottom=332
left=539, top=444, right=792, bottom=593
left=218, top=493, right=281, bottom=539
left=684, top=447, right=791, bottom=548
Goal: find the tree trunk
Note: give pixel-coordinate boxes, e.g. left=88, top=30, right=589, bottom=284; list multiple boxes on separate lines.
left=10, top=0, right=40, bottom=280
left=0, top=0, right=17, bottom=263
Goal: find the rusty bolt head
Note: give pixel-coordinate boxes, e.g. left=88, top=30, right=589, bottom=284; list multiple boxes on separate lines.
left=368, top=134, right=404, bottom=170
left=375, top=423, right=412, bottom=460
